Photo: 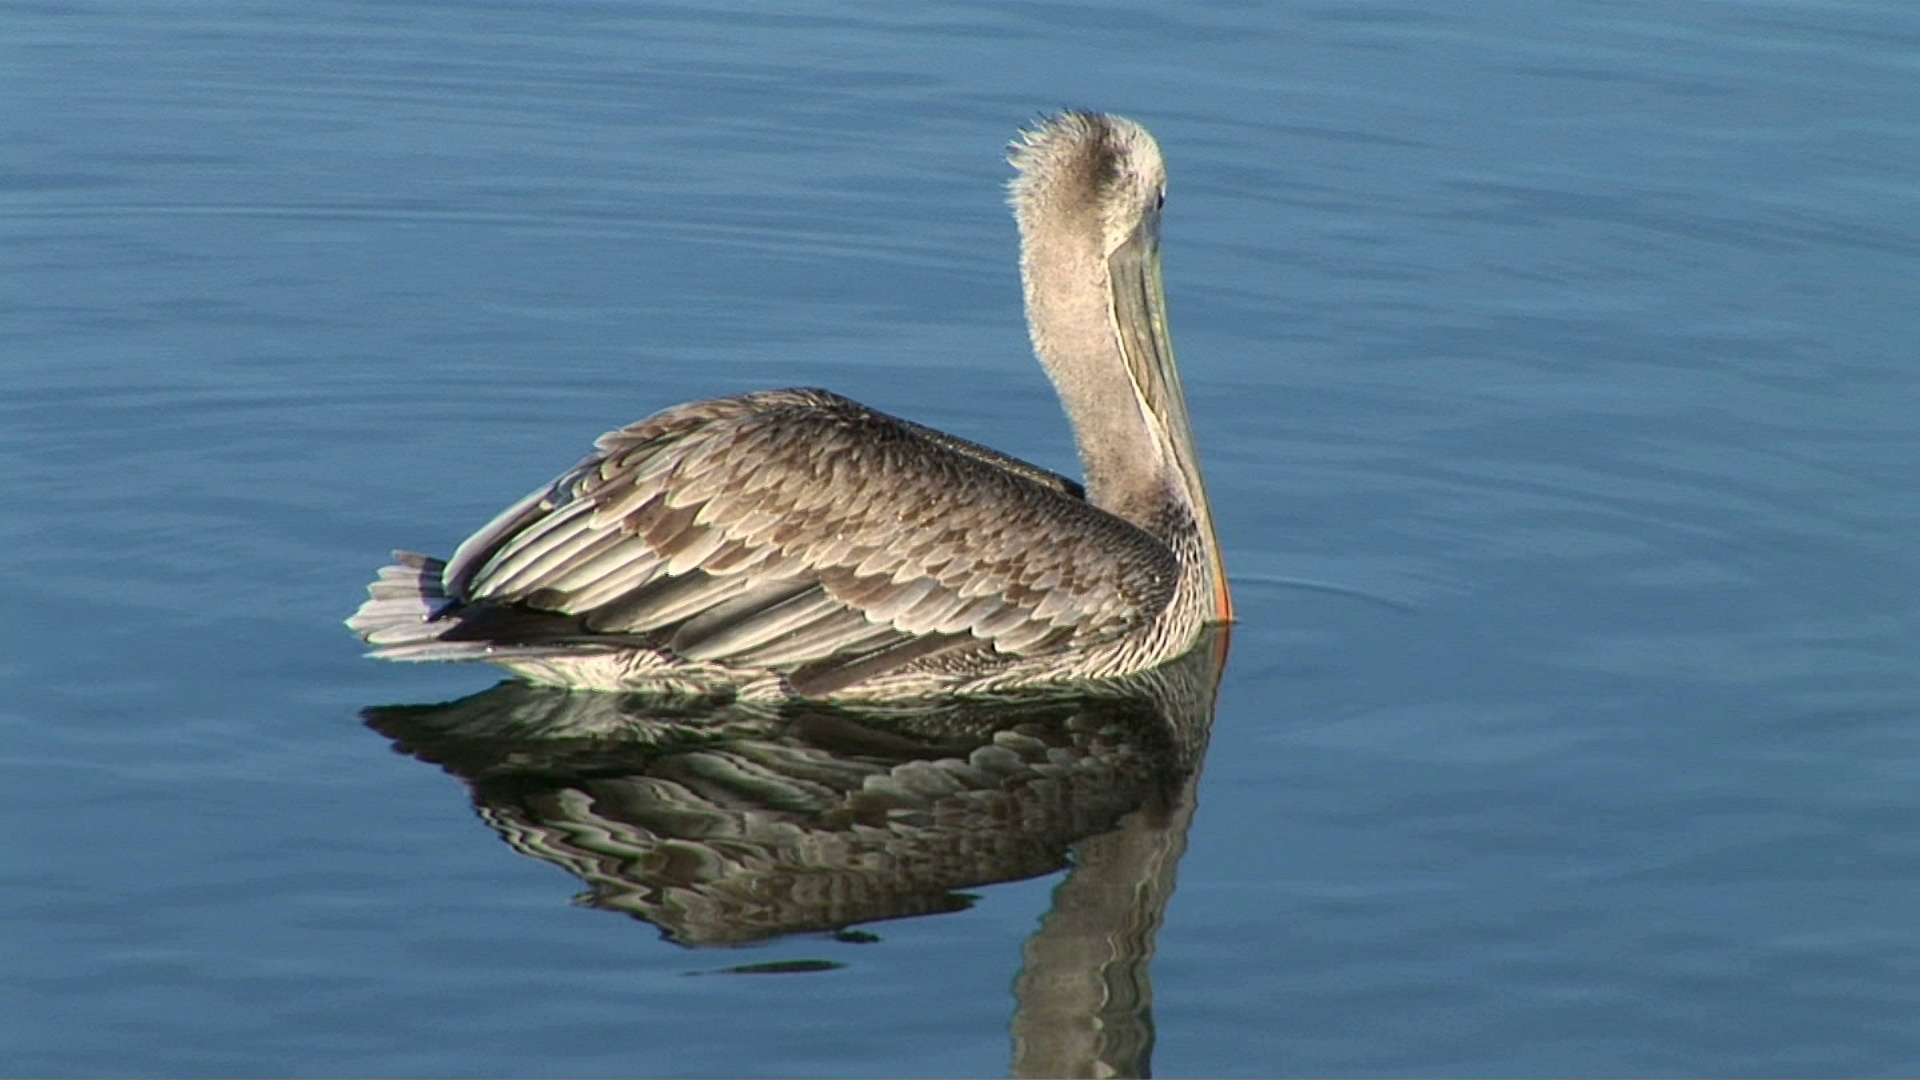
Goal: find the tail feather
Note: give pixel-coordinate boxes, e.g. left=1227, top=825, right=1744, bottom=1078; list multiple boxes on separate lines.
left=347, top=551, right=459, bottom=651
left=347, top=550, right=625, bottom=663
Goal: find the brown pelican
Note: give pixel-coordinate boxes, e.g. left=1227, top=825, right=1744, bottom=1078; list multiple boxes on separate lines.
left=348, top=111, right=1230, bottom=698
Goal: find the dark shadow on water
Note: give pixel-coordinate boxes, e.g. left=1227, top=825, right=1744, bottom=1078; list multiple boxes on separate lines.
left=362, top=628, right=1228, bottom=1079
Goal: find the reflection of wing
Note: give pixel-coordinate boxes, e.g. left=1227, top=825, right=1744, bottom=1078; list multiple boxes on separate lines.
left=369, top=694, right=1175, bottom=945
left=476, top=729, right=1158, bottom=944
left=362, top=630, right=1224, bottom=947
left=433, top=389, right=1178, bottom=693
left=365, top=630, right=1227, bottom=1077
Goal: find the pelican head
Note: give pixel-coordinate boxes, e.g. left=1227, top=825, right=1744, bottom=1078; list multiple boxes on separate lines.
left=1009, top=112, right=1231, bottom=623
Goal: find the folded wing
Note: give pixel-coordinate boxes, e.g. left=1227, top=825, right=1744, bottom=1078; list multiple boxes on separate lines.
left=438, top=388, right=1176, bottom=693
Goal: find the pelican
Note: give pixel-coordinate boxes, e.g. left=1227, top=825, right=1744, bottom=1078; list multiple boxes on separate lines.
left=348, top=111, right=1230, bottom=698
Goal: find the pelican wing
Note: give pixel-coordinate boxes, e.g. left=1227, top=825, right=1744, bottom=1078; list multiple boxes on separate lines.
left=441, top=388, right=1176, bottom=691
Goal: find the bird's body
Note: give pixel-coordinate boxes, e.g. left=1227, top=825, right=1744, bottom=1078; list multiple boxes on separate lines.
left=349, top=112, right=1229, bottom=699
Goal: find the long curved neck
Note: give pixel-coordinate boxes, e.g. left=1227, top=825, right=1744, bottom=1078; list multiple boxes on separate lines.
left=1008, top=112, right=1232, bottom=625
left=1016, top=200, right=1233, bottom=627
left=1018, top=228, right=1175, bottom=529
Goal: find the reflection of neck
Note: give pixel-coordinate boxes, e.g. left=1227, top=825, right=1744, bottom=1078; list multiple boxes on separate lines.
left=1008, top=765, right=1205, bottom=1079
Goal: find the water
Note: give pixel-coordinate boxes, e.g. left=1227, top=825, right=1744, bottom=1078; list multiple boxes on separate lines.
left=5, top=2, right=1917, bottom=1075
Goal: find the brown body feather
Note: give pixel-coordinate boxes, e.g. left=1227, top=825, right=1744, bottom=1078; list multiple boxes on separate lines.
left=385, top=389, right=1180, bottom=694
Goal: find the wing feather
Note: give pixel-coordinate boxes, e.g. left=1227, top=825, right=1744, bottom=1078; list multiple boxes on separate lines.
left=537, top=529, right=662, bottom=596
left=583, top=571, right=752, bottom=633
left=480, top=502, right=625, bottom=597
left=668, top=578, right=820, bottom=650
left=444, top=485, right=573, bottom=598
left=677, top=591, right=852, bottom=662
left=441, top=388, right=1177, bottom=689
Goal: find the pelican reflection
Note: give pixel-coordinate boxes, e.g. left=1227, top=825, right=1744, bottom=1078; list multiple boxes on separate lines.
left=364, top=629, right=1226, bottom=1077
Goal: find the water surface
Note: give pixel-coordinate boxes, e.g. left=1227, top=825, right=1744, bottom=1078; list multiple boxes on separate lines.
left=5, top=2, right=1918, bottom=1075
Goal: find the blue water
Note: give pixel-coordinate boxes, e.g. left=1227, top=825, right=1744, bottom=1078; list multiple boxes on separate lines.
left=6, top=2, right=1918, bottom=1075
